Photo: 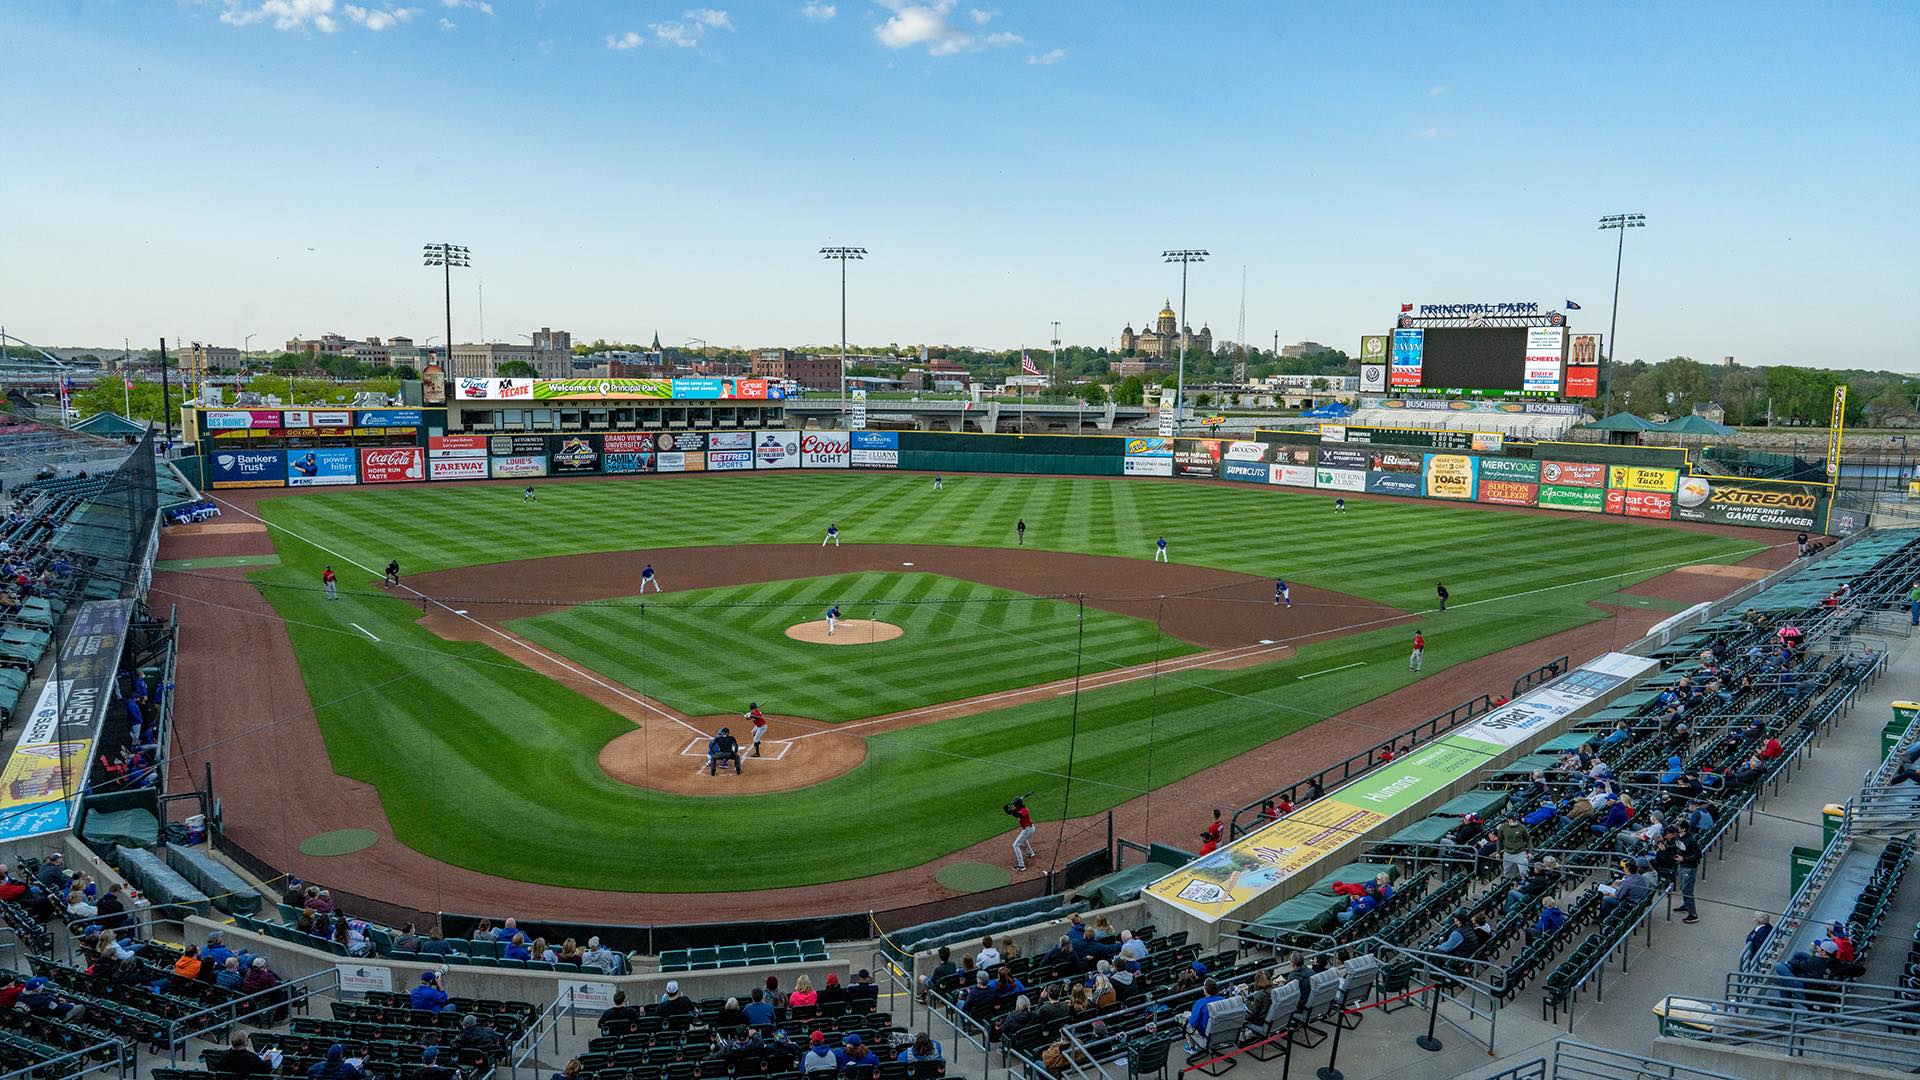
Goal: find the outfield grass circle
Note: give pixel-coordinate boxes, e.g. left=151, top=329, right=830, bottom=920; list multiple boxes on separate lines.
left=299, top=829, right=380, bottom=856
left=935, top=861, right=1012, bottom=892
left=784, top=619, right=904, bottom=645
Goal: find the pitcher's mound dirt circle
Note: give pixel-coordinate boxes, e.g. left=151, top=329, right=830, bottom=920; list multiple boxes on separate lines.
left=785, top=619, right=904, bottom=645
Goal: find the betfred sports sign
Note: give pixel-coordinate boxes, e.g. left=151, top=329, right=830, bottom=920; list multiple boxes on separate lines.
left=359, top=446, right=425, bottom=484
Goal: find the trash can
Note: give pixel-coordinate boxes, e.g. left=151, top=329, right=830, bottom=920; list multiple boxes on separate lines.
left=1823, top=804, right=1846, bottom=848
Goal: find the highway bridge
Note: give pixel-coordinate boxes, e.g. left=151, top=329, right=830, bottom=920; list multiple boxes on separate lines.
left=781, top=397, right=1151, bottom=433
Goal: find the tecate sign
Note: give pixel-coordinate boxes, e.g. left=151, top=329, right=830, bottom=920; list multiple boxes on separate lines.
left=801, top=432, right=851, bottom=468
left=359, top=447, right=425, bottom=484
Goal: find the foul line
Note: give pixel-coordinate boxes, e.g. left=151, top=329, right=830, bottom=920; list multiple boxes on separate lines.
left=210, top=495, right=709, bottom=739
left=1297, top=660, right=1365, bottom=680
left=348, top=622, right=379, bottom=642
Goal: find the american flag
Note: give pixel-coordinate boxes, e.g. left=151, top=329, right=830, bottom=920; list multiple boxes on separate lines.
left=1020, top=352, right=1042, bottom=376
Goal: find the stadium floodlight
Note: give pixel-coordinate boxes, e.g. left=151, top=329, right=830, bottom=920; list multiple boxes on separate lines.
left=820, top=247, right=866, bottom=424
left=1162, top=249, right=1209, bottom=431
left=1596, top=215, right=1645, bottom=417
left=424, top=244, right=472, bottom=372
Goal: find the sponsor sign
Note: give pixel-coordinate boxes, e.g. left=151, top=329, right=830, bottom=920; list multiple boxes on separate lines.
left=1143, top=651, right=1654, bottom=922
left=851, top=388, right=867, bottom=431
left=311, top=410, right=353, bottom=428
left=209, top=450, right=287, bottom=489
left=550, top=436, right=602, bottom=475
left=850, top=431, right=899, bottom=468
left=1523, top=327, right=1565, bottom=393
left=429, top=435, right=488, bottom=456
left=558, top=980, right=619, bottom=1012
left=1124, top=455, right=1174, bottom=477
left=0, top=599, right=131, bottom=842
left=457, top=377, right=494, bottom=400
left=653, top=432, right=706, bottom=452
left=532, top=378, right=672, bottom=400
left=1359, top=364, right=1386, bottom=393
left=1271, top=464, right=1317, bottom=487
left=1605, top=488, right=1674, bottom=519
left=1565, top=334, right=1601, bottom=398
left=355, top=409, right=423, bottom=428
left=1369, top=450, right=1424, bottom=473
left=1359, top=334, right=1389, bottom=365
left=603, top=433, right=655, bottom=453
left=725, top=378, right=770, bottom=400
left=1273, top=444, right=1316, bottom=467
left=1174, top=439, right=1223, bottom=478
left=360, top=446, right=426, bottom=483
left=709, top=431, right=754, bottom=451
left=1423, top=454, right=1478, bottom=500
left=655, top=451, right=705, bottom=472
left=336, top=964, right=393, bottom=994
left=206, top=411, right=257, bottom=431
left=603, top=452, right=654, bottom=474
left=800, top=431, right=852, bottom=468
left=1221, top=460, right=1269, bottom=483
left=1672, top=477, right=1825, bottom=530
left=672, top=378, right=725, bottom=399
left=1389, top=328, right=1424, bottom=387
left=1471, top=433, right=1505, bottom=453
left=708, top=449, right=755, bottom=471
left=1607, top=465, right=1679, bottom=493
left=1539, top=484, right=1606, bottom=512
left=1478, top=479, right=1538, bottom=507
left=1316, top=446, right=1369, bottom=471
left=754, top=430, right=801, bottom=469
left=489, top=454, right=548, bottom=479
left=0, top=740, right=91, bottom=813
left=1827, top=385, right=1847, bottom=481
left=491, top=435, right=550, bottom=456
left=1479, top=457, right=1541, bottom=482
left=1366, top=471, right=1421, bottom=496
left=429, top=456, right=489, bottom=480
left=1318, top=424, right=1347, bottom=444
left=1223, top=440, right=1270, bottom=462
left=1541, top=460, right=1606, bottom=488
left=1315, top=467, right=1365, bottom=492
left=1125, top=437, right=1173, bottom=457
left=285, top=447, right=359, bottom=487
left=282, top=410, right=311, bottom=428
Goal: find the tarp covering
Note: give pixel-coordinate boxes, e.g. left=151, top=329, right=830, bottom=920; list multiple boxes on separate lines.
left=1429, top=789, right=1512, bottom=820
left=165, top=843, right=262, bottom=915
left=1383, top=816, right=1467, bottom=847
left=80, top=808, right=159, bottom=851
left=1077, top=863, right=1177, bottom=908
left=116, top=845, right=210, bottom=918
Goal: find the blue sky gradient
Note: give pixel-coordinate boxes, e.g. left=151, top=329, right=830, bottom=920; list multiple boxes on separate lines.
left=3, top=1, right=1915, bottom=366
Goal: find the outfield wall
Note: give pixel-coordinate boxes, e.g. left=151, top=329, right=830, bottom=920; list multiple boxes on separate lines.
left=193, top=412, right=1836, bottom=532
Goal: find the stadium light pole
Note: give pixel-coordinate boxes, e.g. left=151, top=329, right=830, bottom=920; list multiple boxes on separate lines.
left=423, top=243, right=471, bottom=374
left=820, top=246, right=866, bottom=425
left=1597, top=214, right=1644, bottom=417
left=1163, top=250, right=1208, bottom=430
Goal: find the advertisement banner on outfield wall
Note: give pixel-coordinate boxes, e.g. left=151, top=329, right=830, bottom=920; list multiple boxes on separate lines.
left=754, top=431, right=801, bottom=469
left=1671, top=476, right=1825, bottom=531
left=850, top=431, right=899, bottom=468
left=1174, top=439, right=1223, bottom=478
left=359, top=446, right=426, bottom=484
left=651, top=432, right=707, bottom=452
left=1271, top=464, right=1316, bottom=487
left=285, top=447, right=358, bottom=487
left=801, top=431, right=852, bottom=468
left=1540, top=460, right=1606, bottom=488
left=1479, top=458, right=1541, bottom=483
left=1607, top=465, right=1679, bottom=493
left=1221, top=460, right=1269, bottom=483
left=1315, top=467, right=1365, bottom=492
left=1539, top=484, right=1605, bottom=512
left=1477, top=479, right=1539, bottom=507
left=490, top=435, right=549, bottom=456
left=355, top=409, right=423, bottom=429
left=1369, top=450, right=1424, bottom=474
left=1605, top=488, right=1673, bottom=519
left=708, top=432, right=754, bottom=451
left=430, top=456, right=489, bottom=480
left=657, top=451, right=707, bottom=473
left=489, top=454, right=548, bottom=479
left=1223, top=440, right=1270, bottom=462
left=1125, top=437, right=1173, bottom=457
left=1366, top=472, right=1421, bottom=496
left=1124, top=454, right=1174, bottom=477
left=209, top=450, right=287, bottom=488
left=1422, top=454, right=1478, bottom=500
left=550, top=436, right=601, bottom=475
left=707, top=449, right=755, bottom=471
left=603, top=433, right=654, bottom=453
left=429, top=435, right=488, bottom=457
left=602, top=452, right=654, bottom=474
left=1316, top=446, right=1369, bottom=471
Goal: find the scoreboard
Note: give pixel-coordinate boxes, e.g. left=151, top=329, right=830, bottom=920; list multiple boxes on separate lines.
left=1389, top=325, right=1595, bottom=398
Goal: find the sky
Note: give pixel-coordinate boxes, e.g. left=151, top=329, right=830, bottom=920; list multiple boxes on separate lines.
left=3, top=1, right=1917, bottom=368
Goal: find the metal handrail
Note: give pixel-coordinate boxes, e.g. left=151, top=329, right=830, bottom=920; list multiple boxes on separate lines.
left=1655, top=993, right=1920, bottom=1071
left=506, top=986, right=574, bottom=1080
left=164, top=966, right=338, bottom=1060
left=0, top=1039, right=128, bottom=1080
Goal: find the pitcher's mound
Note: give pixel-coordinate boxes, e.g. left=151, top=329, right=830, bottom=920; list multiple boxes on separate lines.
left=785, top=619, right=904, bottom=645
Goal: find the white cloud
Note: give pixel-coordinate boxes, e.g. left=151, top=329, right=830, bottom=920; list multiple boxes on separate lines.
left=441, top=0, right=491, bottom=12
left=606, top=30, right=644, bottom=49
left=343, top=5, right=417, bottom=30
left=645, top=8, right=734, bottom=48
left=685, top=7, right=733, bottom=29
left=1027, top=47, right=1064, bottom=65
left=651, top=21, right=698, bottom=46
left=801, top=1, right=836, bottom=19
left=874, top=0, right=1029, bottom=56
left=219, top=0, right=342, bottom=32
left=1428, top=84, right=1449, bottom=97
left=438, top=16, right=455, bottom=29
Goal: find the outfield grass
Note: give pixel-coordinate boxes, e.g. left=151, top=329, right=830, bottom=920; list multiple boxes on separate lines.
left=240, top=474, right=1769, bottom=891
left=509, top=571, right=1202, bottom=722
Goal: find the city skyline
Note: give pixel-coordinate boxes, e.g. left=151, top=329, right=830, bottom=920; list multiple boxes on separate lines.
left=3, top=2, right=1916, bottom=368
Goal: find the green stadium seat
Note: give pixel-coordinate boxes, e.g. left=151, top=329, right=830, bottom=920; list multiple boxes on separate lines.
left=660, top=949, right=688, bottom=969
left=746, top=944, right=775, bottom=964
left=688, top=948, right=719, bottom=970
left=774, top=942, right=802, bottom=963
left=800, top=938, right=828, bottom=961
left=717, top=945, right=747, bottom=968
left=442, top=954, right=470, bottom=966
left=499, top=958, right=528, bottom=970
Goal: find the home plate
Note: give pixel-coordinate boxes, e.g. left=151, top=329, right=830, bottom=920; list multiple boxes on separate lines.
left=454, top=610, right=469, bottom=615
left=1259, top=639, right=1276, bottom=645
left=679, top=738, right=792, bottom=761
left=902, top=562, right=914, bottom=567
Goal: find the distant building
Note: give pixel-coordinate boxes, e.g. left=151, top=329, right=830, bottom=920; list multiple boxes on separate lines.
left=531, top=327, right=573, bottom=377
left=1112, top=358, right=1173, bottom=378
left=450, top=342, right=534, bottom=379
left=284, top=333, right=353, bottom=355
left=751, top=348, right=893, bottom=391
left=1279, top=341, right=1331, bottom=358
left=351, top=337, right=391, bottom=368
left=1692, top=401, right=1727, bottom=424
left=185, top=344, right=240, bottom=368
left=1120, top=300, right=1211, bottom=360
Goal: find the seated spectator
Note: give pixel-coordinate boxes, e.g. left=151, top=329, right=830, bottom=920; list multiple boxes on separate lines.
left=241, top=957, right=282, bottom=997
left=1335, top=885, right=1381, bottom=924
left=1436, top=914, right=1476, bottom=956
left=392, top=924, right=423, bottom=953
left=919, top=945, right=958, bottom=998
left=504, top=933, right=532, bottom=962
left=1741, top=912, right=1775, bottom=970
left=787, top=975, right=818, bottom=1008
left=961, top=972, right=996, bottom=1016
left=848, top=968, right=880, bottom=1007
left=761, top=1031, right=801, bottom=1072
left=580, top=936, right=618, bottom=972
left=1118, top=929, right=1149, bottom=962
left=19, top=977, right=84, bottom=1022
left=492, top=917, right=521, bottom=942
left=214, top=1030, right=281, bottom=1077
left=417, top=927, right=454, bottom=956
left=818, top=972, right=847, bottom=1006
left=409, top=971, right=450, bottom=1012
left=801, top=1032, right=839, bottom=1073
left=1599, top=866, right=1650, bottom=914
left=743, top=987, right=775, bottom=1026
left=1183, top=978, right=1227, bottom=1052
left=556, top=938, right=584, bottom=966
left=454, top=1014, right=505, bottom=1057
left=156, top=944, right=202, bottom=993
left=531, top=937, right=558, bottom=964
left=307, top=1043, right=363, bottom=1080
left=897, top=1032, right=943, bottom=1064
left=1531, top=896, right=1566, bottom=939
left=716, top=996, right=748, bottom=1029
left=834, top=1034, right=880, bottom=1071
left=1110, top=961, right=1141, bottom=1000
left=598, top=990, right=640, bottom=1031
left=215, top=957, right=245, bottom=990
left=415, top=1047, right=456, bottom=1080
left=1505, top=860, right=1559, bottom=913
left=658, top=979, right=696, bottom=1019
left=975, top=934, right=1002, bottom=970
left=1731, top=755, right=1766, bottom=786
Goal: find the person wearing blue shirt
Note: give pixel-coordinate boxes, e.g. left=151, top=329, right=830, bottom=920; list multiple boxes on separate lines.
left=742, top=988, right=775, bottom=1027
left=1533, top=898, right=1566, bottom=938
left=833, top=1034, right=879, bottom=1070
left=1185, top=979, right=1226, bottom=1043
left=1335, top=889, right=1378, bottom=924
left=410, top=971, right=450, bottom=1012
left=203, top=931, right=236, bottom=968
left=1601, top=720, right=1633, bottom=748
left=504, top=935, right=532, bottom=962
left=896, top=1033, right=942, bottom=1064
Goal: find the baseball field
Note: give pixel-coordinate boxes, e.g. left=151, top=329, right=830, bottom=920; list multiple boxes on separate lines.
left=157, top=471, right=1779, bottom=897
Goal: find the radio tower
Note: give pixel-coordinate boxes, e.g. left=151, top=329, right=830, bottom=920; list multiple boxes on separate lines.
left=1233, top=266, right=1248, bottom=383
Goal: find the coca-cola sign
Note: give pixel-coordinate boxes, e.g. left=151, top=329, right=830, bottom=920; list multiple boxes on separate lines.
left=359, top=446, right=425, bottom=484
left=800, top=431, right=851, bottom=469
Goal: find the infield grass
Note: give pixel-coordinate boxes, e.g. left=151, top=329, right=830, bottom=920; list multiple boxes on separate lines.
left=509, top=571, right=1202, bottom=723
left=232, top=473, right=1771, bottom=891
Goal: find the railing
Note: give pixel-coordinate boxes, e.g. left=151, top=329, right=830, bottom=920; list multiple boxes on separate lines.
left=505, top=986, right=577, bottom=1080
left=1511, top=655, right=1571, bottom=700
left=1229, top=692, right=1495, bottom=838
left=0, top=1039, right=129, bottom=1080
left=1481, top=1037, right=1748, bottom=1080
left=163, top=966, right=339, bottom=1061
left=1747, top=796, right=1852, bottom=974
left=1655, top=992, right=1920, bottom=1072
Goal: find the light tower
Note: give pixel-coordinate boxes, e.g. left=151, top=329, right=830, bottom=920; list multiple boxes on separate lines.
left=1162, top=249, right=1208, bottom=430
left=820, top=246, right=866, bottom=424
left=423, top=243, right=471, bottom=372
left=1596, top=214, right=1644, bottom=416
